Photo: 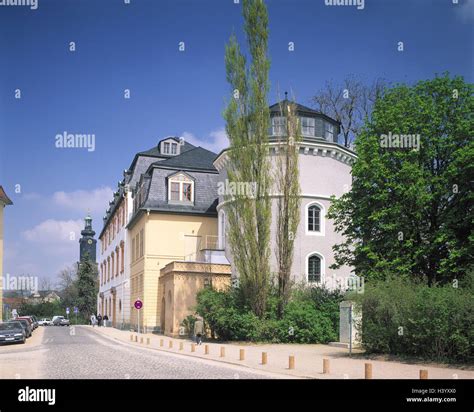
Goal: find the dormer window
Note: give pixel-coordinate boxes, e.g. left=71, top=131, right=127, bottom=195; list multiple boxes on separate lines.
left=162, top=139, right=179, bottom=155
left=301, top=117, right=315, bottom=137
left=271, top=116, right=286, bottom=136
left=168, top=172, right=194, bottom=203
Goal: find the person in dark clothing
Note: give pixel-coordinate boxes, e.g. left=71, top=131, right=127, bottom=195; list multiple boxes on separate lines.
left=103, top=314, right=109, bottom=327
left=97, top=314, right=102, bottom=327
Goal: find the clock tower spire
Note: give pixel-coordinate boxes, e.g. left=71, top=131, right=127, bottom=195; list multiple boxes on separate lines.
left=79, top=212, right=97, bottom=263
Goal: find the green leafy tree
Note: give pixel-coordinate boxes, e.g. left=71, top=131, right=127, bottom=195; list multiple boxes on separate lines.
left=76, top=255, right=98, bottom=318
left=328, top=74, right=474, bottom=284
left=274, top=99, right=301, bottom=317
left=223, top=0, right=272, bottom=317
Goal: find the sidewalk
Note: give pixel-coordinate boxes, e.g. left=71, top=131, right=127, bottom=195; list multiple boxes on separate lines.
left=85, top=326, right=474, bottom=379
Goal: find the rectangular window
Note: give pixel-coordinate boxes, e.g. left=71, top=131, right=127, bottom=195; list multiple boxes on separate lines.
left=163, top=142, right=170, bottom=154
left=170, top=182, right=180, bottom=201
left=139, top=229, right=144, bottom=258
left=132, top=238, right=136, bottom=262
left=271, top=117, right=286, bottom=136
left=171, top=143, right=177, bottom=155
left=182, top=183, right=192, bottom=201
left=135, top=234, right=140, bottom=260
left=301, top=117, right=315, bottom=136
left=325, top=123, right=334, bottom=141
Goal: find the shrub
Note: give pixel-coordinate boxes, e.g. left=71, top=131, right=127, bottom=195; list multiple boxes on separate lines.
left=195, top=284, right=342, bottom=344
left=353, top=275, right=474, bottom=362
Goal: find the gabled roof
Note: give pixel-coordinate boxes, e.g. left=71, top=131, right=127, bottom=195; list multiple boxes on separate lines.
left=0, top=186, right=12, bottom=205
left=150, top=146, right=218, bottom=172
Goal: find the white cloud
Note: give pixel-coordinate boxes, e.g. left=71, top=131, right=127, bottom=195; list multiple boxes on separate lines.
left=52, top=186, right=113, bottom=213
left=22, top=219, right=83, bottom=245
left=181, top=128, right=229, bottom=154
left=455, top=0, right=474, bottom=22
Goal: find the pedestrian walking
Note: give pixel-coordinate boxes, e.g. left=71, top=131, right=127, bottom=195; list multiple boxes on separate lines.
left=103, top=314, right=109, bottom=327
left=194, top=316, right=204, bottom=345
left=90, top=314, right=97, bottom=327
left=97, top=314, right=102, bottom=327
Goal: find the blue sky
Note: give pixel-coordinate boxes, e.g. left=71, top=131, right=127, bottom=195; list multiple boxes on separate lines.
left=0, top=0, right=472, bottom=284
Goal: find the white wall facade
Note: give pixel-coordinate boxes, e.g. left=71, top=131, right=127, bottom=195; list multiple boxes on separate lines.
left=214, top=141, right=357, bottom=290
left=97, top=191, right=132, bottom=328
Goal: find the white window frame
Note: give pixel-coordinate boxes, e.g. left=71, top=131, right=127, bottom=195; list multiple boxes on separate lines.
left=301, top=117, right=315, bottom=137
left=163, top=142, right=170, bottom=154
left=168, top=173, right=195, bottom=203
left=305, top=201, right=325, bottom=236
left=325, top=123, right=334, bottom=141
left=271, top=116, right=286, bottom=136
left=305, top=251, right=325, bottom=284
left=171, top=143, right=178, bottom=155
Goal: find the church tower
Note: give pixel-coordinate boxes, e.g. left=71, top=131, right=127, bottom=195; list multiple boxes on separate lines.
left=79, top=214, right=97, bottom=263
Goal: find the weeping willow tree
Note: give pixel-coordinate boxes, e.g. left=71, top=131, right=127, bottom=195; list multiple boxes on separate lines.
left=275, top=99, right=301, bottom=318
left=223, top=0, right=272, bottom=318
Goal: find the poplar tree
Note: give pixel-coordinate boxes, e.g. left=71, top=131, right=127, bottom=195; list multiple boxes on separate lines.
left=223, top=0, right=271, bottom=318
left=275, top=99, right=301, bottom=317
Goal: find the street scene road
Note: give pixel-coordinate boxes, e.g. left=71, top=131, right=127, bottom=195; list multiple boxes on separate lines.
left=0, top=326, right=281, bottom=379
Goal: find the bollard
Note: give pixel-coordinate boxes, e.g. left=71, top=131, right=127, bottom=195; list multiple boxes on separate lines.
left=204, top=345, right=209, bottom=355
left=130, top=334, right=133, bottom=341
left=420, top=369, right=428, bottom=380
left=365, top=363, right=372, bottom=379
left=160, top=339, right=164, bottom=347
left=261, top=352, right=267, bottom=365
left=239, top=349, right=245, bottom=361
left=191, top=343, right=196, bottom=352
left=179, top=342, right=184, bottom=350
left=169, top=340, right=173, bottom=349
left=220, top=347, right=225, bottom=358
left=146, top=338, right=150, bottom=345
left=134, top=335, right=138, bottom=343
left=323, top=358, right=330, bottom=374
left=289, top=355, right=295, bottom=370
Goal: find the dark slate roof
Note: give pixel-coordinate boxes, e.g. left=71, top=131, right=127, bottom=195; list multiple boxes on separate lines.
left=149, top=146, right=218, bottom=172
left=269, top=99, right=341, bottom=125
left=0, top=186, right=13, bottom=205
left=127, top=138, right=196, bottom=172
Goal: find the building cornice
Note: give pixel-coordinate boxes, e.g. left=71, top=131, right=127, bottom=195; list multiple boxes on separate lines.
left=213, top=140, right=357, bottom=171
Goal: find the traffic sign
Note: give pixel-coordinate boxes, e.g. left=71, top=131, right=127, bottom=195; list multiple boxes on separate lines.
left=66, top=307, right=70, bottom=315
left=134, top=300, right=143, bottom=310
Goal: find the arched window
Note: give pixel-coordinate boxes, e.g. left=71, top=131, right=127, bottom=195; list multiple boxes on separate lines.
left=307, top=254, right=322, bottom=283
left=308, top=204, right=321, bottom=232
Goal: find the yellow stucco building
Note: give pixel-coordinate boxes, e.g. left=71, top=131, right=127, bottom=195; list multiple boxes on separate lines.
left=100, top=137, right=231, bottom=334
left=0, top=186, right=13, bottom=321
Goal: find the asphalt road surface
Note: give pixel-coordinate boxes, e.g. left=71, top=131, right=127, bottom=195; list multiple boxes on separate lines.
left=0, top=325, right=279, bottom=379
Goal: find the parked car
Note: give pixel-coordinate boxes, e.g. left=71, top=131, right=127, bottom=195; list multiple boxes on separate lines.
left=0, top=322, right=26, bottom=344
left=16, top=316, right=35, bottom=332
left=15, top=319, right=32, bottom=338
left=38, top=318, right=53, bottom=326
left=52, top=316, right=70, bottom=326
left=30, top=315, right=39, bottom=329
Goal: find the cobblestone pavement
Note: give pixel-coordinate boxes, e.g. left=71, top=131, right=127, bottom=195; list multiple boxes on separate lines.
left=24, top=326, right=281, bottom=379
